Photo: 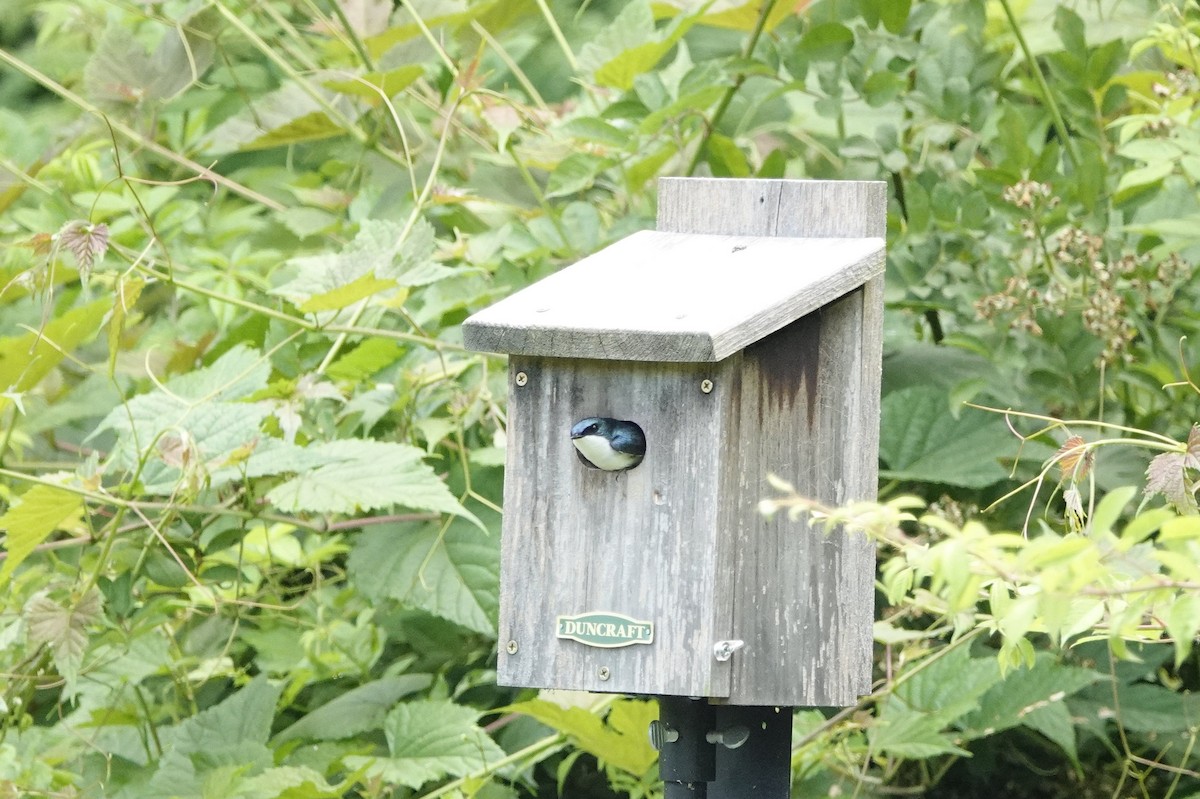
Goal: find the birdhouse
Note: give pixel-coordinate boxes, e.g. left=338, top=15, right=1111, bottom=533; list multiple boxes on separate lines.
left=462, top=178, right=885, bottom=707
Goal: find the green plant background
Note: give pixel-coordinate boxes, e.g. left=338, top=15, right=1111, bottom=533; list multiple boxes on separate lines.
left=1, top=0, right=1200, bottom=796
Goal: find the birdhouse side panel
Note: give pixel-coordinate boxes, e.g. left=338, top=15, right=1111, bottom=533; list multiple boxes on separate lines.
left=719, top=287, right=878, bottom=707
left=497, top=357, right=736, bottom=697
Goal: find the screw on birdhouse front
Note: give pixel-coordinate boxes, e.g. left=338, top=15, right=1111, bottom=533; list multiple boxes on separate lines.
left=515, top=371, right=528, bottom=386
left=713, top=639, right=744, bottom=662
left=700, top=379, right=713, bottom=394
left=505, top=640, right=518, bottom=654
left=598, top=666, right=611, bottom=681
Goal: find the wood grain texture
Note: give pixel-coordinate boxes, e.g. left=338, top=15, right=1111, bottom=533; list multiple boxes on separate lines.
left=486, top=178, right=884, bottom=706
left=658, top=177, right=886, bottom=238
left=462, top=231, right=884, bottom=362
left=718, top=291, right=876, bottom=705
left=660, top=178, right=881, bottom=705
left=497, top=357, right=738, bottom=696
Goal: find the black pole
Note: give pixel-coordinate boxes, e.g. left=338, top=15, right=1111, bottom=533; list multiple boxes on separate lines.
left=653, top=700, right=792, bottom=799
left=655, top=697, right=716, bottom=797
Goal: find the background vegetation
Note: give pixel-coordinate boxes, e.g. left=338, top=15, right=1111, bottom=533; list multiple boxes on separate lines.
left=1, top=0, right=1199, bottom=796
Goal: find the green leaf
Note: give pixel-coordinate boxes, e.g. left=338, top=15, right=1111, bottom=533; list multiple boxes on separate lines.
left=273, top=218, right=456, bottom=311
left=324, top=66, right=424, bottom=99
left=266, top=439, right=478, bottom=523
left=960, top=654, right=1103, bottom=739
left=879, top=386, right=1018, bottom=488
left=273, top=675, right=434, bottom=743
left=345, top=700, right=505, bottom=790
left=203, top=83, right=349, bottom=153
left=0, top=484, right=84, bottom=581
left=545, top=152, right=612, bottom=199
left=800, top=23, right=855, bottom=62
left=1020, top=701, right=1078, bottom=764
left=869, top=697, right=971, bottom=759
left=0, top=299, right=107, bottom=414
left=24, top=588, right=103, bottom=689
left=511, top=698, right=658, bottom=773
left=232, top=766, right=341, bottom=799
left=578, top=1, right=701, bottom=90
left=350, top=518, right=498, bottom=635
left=297, top=272, right=398, bottom=313
left=895, top=645, right=1003, bottom=726
left=147, top=676, right=281, bottom=797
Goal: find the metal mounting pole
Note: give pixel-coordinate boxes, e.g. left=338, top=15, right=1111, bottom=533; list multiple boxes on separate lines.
left=652, top=700, right=792, bottom=799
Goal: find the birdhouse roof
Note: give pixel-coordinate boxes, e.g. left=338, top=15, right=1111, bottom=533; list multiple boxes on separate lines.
left=462, top=229, right=885, bottom=362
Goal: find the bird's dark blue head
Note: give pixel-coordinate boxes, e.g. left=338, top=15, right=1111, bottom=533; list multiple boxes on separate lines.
left=570, top=417, right=646, bottom=471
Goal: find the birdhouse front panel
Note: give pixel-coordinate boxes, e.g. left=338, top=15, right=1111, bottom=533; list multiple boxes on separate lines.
left=497, top=356, right=739, bottom=697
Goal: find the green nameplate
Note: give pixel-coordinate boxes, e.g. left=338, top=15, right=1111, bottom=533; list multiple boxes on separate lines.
left=556, top=612, right=654, bottom=648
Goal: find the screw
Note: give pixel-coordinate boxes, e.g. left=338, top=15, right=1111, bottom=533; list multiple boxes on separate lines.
left=598, top=666, right=611, bottom=681
left=506, top=640, right=518, bottom=655
left=700, top=379, right=713, bottom=394
left=713, top=639, right=744, bottom=662
left=515, top=371, right=528, bottom=387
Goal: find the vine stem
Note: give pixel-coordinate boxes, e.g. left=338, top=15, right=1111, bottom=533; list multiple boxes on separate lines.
left=0, top=466, right=326, bottom=537
left=995, top=0, right=1081, bottom=171
left=685, top=0, right=779, bottom=176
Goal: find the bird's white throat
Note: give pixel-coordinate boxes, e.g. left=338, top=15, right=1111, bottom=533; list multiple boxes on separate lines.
left=572, top=435, right=640, bottom=471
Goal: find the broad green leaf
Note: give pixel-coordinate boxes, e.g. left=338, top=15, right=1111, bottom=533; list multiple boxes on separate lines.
left=1020, top=700, right=1078, bottom=764
left=324, top=66, right=424, bottom=99
left=345, top=700, right=504, bottom=789
left=0, top=484, right=84, bottom=581
left=267, top=439, right=478, bottom=523
left=578, top=1, right=701, bottom=90
left=0, top=299, right=107, bottom=414
left=879, top=386, right=1018, bottom=488
left=869, top=698, right=970, bottom=759
left=147, top=676, right=280, bottom=796
left=203, top=83, right=350, bottom=153
left=273, top=218, right=456, bottom=311
left=800, top=22, right=854, bottom=62
left=350, top=517, right=498, bottom=634
left=232, top=766, right=341, bottom=799
left=273, top=675, right=434, bottom=743
left=651, top=0, right=795, bottom=32
left=511, top=698, right=658, bottom=773
left=545, top=153, right=612, bottom=199
left=960, top=654, right=1103, bottom=739
left=297, top=272, right=398, bottom=313
left=24, top=588, right=102, bottom=689
left=894, top=645, right=1002, bottom=726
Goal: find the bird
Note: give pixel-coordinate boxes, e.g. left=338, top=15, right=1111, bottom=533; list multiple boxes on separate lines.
left=570, top=417, right=646, bottom=472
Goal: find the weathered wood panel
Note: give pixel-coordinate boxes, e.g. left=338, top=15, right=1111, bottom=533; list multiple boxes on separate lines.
left=497, top=356, right=738, bottom=697
left=660, top=177, right=883, bottom=706
left=719, top=292, right=876, bottom=705
left=658, top=177, right=886, bottom=238
left=462, top=232, right=883, bottom=362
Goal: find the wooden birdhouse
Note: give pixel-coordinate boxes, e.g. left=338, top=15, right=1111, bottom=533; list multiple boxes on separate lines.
left=462, top=178, right=885, bottom=707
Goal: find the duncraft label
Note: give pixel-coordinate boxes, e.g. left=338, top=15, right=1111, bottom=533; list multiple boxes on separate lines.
left=555, top=612, right=654, bottom=648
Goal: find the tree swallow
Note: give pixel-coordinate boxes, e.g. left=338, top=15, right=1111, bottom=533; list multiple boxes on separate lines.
left=570, top=417, right=646, bottom=472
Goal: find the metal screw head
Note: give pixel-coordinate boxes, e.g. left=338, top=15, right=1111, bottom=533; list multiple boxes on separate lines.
left=515, top=371, right=528, bottom=387
left=598, top=666, right=611, bottom=681
left=506, top=640, right=518, bottom=655
left=713, top=639, right=745, bottom=662
left=700, top=379, right=714, bottom=394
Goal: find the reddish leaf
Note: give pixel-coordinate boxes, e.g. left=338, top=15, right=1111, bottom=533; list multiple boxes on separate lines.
left=1056, top=435, right=1093, bottom=483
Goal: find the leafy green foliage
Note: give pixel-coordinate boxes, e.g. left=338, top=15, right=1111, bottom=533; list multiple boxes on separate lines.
left=2, top=0, right=1200, bottom=797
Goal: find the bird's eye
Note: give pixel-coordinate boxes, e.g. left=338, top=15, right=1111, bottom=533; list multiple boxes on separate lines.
left=585, top=424, right=599, bottom=435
